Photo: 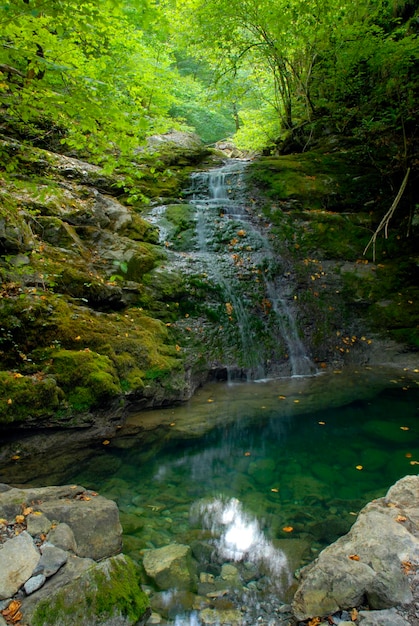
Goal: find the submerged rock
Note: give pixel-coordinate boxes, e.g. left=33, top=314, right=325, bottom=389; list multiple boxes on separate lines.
left=143, top=543, right=197, bottom=591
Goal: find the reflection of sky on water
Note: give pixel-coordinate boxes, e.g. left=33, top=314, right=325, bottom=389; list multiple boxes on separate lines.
left=192, top=496, right=292, bottom=589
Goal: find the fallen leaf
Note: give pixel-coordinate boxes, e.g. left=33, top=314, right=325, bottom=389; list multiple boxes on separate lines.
left=410, top=460, right=419, bottom=465
left=356, top=465, right=363, bottom=470
left=278, top=395, right=286, bottom=400
left=102, top=440, right=110, bottom=445
left=350, top=607, right=358, bottom=621
left=307, top=618, right=321, bottom=626
left=22, top=506, right=33, bottom=516
left=11, top=455, right=20, bottom=461
left=348, top=554, right=360, bottom=561
left=15, top=515, right=25, bottom=524
left=169, top=422, right=176, bottom=427
left=400, top=426, right=410, bottom=431
left=405, top=453, right=413, bottom=458
left=271, top=488, right=279, bottom=493
left=244, top=451, right=251, bottom=456
left=1, top=600, right=21, bottom=620
left=395, top=515, right=407, bottom=523
left=401, top=560, right=412, bottom=574
left=282, top=526, right=294, bottom=533
left=318, top=421, right=326, bottom=425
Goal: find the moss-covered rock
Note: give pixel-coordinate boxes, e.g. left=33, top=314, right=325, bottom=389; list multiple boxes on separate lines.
left=29, top=554, right=150, bottom=626
left=0, top=372, right=64, bottom=426
left=48, top=349, right=121, bottom=411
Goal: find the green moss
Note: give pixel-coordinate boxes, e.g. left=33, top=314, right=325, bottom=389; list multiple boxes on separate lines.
left=125, top=243, right=163, bottom=281
left=48, top=349, right=121, bottom=410
left=31, top=555, right=150, bottom=626
left=0, top=371, right=64, bottom=425
left=246, top=151, right=382, bottom=212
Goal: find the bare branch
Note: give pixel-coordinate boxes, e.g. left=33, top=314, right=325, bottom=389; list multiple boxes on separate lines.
left=363, top=168, right=411, bottom=262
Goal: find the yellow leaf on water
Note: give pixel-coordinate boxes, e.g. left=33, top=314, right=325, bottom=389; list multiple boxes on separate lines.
left=318, top=421, right=326, bottom=425
left=271, top=488, right=279, bottom=493
left=356, top=465, right=363, bottom=470
left=400, top=426, right=410, bottom=430
left=282, top=526, right=294, bottom=533
left=102, top=440, right=110, bottom=445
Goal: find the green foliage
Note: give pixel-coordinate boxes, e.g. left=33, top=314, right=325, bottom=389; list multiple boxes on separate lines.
left=0, top=0, right=181, bottom=166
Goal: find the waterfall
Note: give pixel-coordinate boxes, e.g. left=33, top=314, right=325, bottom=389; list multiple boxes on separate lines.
left=188, top=160, right=316, bottom=379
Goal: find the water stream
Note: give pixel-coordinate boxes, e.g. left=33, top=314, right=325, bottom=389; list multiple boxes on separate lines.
left=147, top=159, right=316, bottom=380
left=1, top=161, right=418, bottom=624
left=187, top=160, right=317, bottom=379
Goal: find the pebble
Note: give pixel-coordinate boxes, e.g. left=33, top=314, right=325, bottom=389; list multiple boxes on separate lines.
left=24, top=574, right=46, bottom=595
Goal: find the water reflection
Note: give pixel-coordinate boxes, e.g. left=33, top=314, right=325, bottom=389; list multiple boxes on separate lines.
left=192, top=496, right=292, bottom=588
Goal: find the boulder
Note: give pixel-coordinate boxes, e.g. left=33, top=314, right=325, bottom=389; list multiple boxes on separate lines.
left=0, top=531, right=40, bottom=599
left=292, top=475, right=419, bottom=621
left=38, top=494, right=122, bottom=561
left=22, top=554, right=150, bottom=626
left=143, top=544, right=197, bottom=591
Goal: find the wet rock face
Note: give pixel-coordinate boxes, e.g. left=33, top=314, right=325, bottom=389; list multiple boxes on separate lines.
left=0, top=483, right=149, bottom=626
left=292, top=475, right=419, bottom=621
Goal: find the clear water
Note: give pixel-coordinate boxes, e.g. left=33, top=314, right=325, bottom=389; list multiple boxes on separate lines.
left=0, top=368, right=418, bottom=622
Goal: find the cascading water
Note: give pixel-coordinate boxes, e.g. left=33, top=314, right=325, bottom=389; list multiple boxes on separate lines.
left=187, top=159, right=316, bottom=378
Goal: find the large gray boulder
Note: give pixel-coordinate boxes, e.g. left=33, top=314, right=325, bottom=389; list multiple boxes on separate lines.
left=292, top=475, right=419, bottom=620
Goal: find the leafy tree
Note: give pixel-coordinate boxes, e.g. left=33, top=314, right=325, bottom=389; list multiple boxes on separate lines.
left=0, top=0, right=179, bottom=164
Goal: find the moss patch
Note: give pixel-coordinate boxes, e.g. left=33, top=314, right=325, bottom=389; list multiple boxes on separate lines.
left=48, top=350, right=121, bottom=411
left=0, top=372, right=64, bottom=425
left=30, top=555, right=150, bottom=626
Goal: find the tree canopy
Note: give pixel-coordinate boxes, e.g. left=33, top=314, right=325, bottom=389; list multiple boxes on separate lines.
left=0, top=0, right=418, bottom=167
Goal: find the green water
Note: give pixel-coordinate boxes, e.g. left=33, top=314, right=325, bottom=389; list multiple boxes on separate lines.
left=66, top=370, right=419, bottom=584
left=1, top=368, right=418, bottom=621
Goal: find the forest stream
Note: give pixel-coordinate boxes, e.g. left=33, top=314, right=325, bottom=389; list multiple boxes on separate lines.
left=0, top=161, right=418, bottom=625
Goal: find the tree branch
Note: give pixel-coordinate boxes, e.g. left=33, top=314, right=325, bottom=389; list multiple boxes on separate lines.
left=363, top=168, right=411, bottom=262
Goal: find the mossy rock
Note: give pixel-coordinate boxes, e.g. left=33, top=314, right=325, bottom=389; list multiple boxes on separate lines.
left=49, top=349, right=121, bottom=411
left=246, top=151, right=382, bottom=212
left=0, top=371, right=64, bottom=425
left=30, top=554, right=150, bottom=626
left=125, top=243, right=161, bottom=281
left=121, top=214, right=159, bottom=244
